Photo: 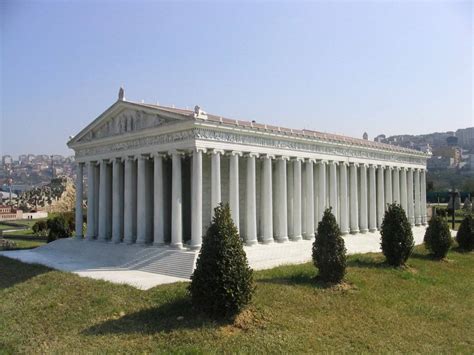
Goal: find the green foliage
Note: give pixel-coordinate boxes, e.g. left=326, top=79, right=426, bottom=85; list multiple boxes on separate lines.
left=312, top=208, right=346, bottom=283
left=424, top=215, right=452, bottom=259
left=456, top=215, right=474, bottom=251
left=189, top=203, right=254, bottom=319
left=380, top=203, right=414, bottom=266
left=46, top=213, right=74, bottom=243
left=0, top=238, right=17, bottom=250
left=32, top=220, right=48, bottom=237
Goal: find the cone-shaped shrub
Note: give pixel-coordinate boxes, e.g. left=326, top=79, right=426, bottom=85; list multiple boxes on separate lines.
left=381, top=203, right=414, bottom=266
left=456, top=215, right=474, bottom=251
left=189, top=203, right=254, bottom=319
left=424, top=215, right=452, bottom=259
left=312, top=208, right=347, bottom=283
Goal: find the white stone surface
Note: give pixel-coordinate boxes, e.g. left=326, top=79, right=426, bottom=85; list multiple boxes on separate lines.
left=1, top=226, right=430, bottom=290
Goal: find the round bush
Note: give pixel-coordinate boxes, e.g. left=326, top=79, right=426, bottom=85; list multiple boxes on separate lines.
left=32, top=220, right=48, bottom=236
left=189, top=203, right=254, bottom=319
left=456, top=215, right=474, bottom=251
left=312, top=207, right=346, bottom=283
left=424, top=215, right=452, bottom=259
left=47, top=214, right=73, bottom=243
left=381, top=203, right=414, bottom=266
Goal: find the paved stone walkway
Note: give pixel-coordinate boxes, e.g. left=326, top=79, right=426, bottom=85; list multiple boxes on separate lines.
left=1, top=226, right=429, bottom=290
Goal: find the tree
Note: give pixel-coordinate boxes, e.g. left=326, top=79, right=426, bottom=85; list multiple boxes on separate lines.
left=456, top=215, right=474, bottom=251
left=189, top=203, right=254, bottom=319
left=46, top=213, right=73, bottom=242
left=424, top=215, right=452, bottom=259
left=380, top=203, right=414, bottom=266
left=312, top=208, right=346, bottom=283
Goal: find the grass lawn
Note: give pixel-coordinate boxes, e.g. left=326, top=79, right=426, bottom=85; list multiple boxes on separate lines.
left=0, top=246, right=473, bottom=353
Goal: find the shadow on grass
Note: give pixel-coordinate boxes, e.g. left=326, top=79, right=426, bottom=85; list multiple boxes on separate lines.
left=346, top=256, right=390, bottom=269
left=84, top=296, right=228, bottom=335
left=257, top=271, right=320, bottom=287
left=0, top=256, right=52, bottom=289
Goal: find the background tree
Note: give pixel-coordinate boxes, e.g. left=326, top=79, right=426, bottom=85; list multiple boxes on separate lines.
left=312, top=208, right=346, bottom=283
left=456, top=215, right=474, bottom=251
left=189, top=203, right=254, bottom=319
left=380, top=203, right=414, bottom=266
left=424, top=215, right=452, bottom=259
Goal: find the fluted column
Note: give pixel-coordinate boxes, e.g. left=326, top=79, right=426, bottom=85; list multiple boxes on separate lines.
left=153, top=153, right=165, bottom=246
left=123, top=157, right=137, bottom=244
left=229, top=151, right=241, bottom=232
left=245, top=153, right=258, bottom=245
left=75, top=162, right=84, bottom=239
left=276, top=156, right=289, bottom=242
left=190, top=148, right=204, bottom=249
left=400, top=167, right=408, bottom=213
left=292, top=158, right=303, bottom=241
left=86, top=162, right=97, bottom=240
left=136, top=155, right=148, bottom=244
left=98, top=159, right=111, bottom=242
left=339, top=162, right=349, bottom=235
left=261, top=154, right=274, bottom=243
left=349, top=163, right=359, bottom=234
left=377, top=165, right=385, bottom=228
left=385, top=166, right=392, bottom=208
left=392, top=167, right=400, bottom=203
left=407, top=168, right=415, bottom=226
left=414, top=168, right=421, bottom=226
left=211, top=150, right=222, bottom=217
left=317, top=160, right=327, bottom=223
left=304, top=159, right=315, bottom=239
left=171, top=151, right=183, bottom=248
left=112, top=158, right=124, bottom=243
left=287, top=159, right=294, bottom=239
left=329, top=161, right=338, bottom=221
left=368, top=165, right=377, bottom=232
left=359, top=163, right=368, bottom=233
left=421, top=169, right=427, bottom=225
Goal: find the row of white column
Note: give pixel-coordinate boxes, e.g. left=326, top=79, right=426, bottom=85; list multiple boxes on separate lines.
left=75, top=152, right=427, bottom=248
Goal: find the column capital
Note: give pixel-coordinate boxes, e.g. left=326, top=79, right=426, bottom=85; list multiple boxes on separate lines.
left=305, top=158, right=316, bottom=163
left=245, top=152, right=259, bottom=158
left=209, top=149, right=224, bottom=155
left=261, top=154, right=275, bottom=160
left=328, top=160, right=339, bottom=165
left=169, top=149, right=186, bottom=156
left=276, top=155, right=290, bottom=161
left=151, top=152, right=168, bottom=159
left=228, top=150, right=243, bottom=157
left=392, top=166, right=400, bottom=171
left=358, top=162, right=368, bottom=168
left=291, top=156, right=305, bottom=162
left=318, top=159, right=328, bottom=165
left=340, top=161, right=349, bottom=167
left=349, top=162, right=359, bottom=167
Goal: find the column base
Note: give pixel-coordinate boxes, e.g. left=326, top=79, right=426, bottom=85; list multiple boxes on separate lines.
left=170, top=243, right=183, bottom=249
left=75, top=235, right=83, bottom=240
left=124, top=237, right=135, bottom=245
left=86, top=235, right=95, bottom=241
left=276, top=236, right=289, bottom=243
left=368, top=228, right=377, bottom=233
left=260, top=237, right=274, bottom=244
left=302, top=234, right=314, bottom=240
left=189, top=243, right=201, bottom=250
left=290, top=235, right=302, bottom=241
left=415, top=223, right=421, bottom=227
left=341, top=230, right=349, bottom=235
left=153, top=242, right=166, bottom=247
left=359, top=228, right=369, bottom=234
left=246, top=239, right=258, bottom=246
left=350, top=229, right=359, bottom=235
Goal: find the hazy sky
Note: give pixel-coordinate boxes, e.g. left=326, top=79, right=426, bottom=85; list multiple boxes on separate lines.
left=1, top=0, right=472, bottom=157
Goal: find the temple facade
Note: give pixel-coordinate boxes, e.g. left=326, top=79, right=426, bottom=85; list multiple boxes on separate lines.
left=68, top=90, right=429, bottom=250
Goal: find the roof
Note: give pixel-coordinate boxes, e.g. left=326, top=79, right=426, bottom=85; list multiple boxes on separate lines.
left=130, top=101, right=425, bottom=155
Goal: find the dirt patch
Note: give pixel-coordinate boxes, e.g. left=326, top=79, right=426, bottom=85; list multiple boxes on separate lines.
left=218, top=307, right=267, bottom=336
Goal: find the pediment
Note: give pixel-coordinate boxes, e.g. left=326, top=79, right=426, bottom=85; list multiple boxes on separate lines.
left=71, top=101, right=189, bottom=145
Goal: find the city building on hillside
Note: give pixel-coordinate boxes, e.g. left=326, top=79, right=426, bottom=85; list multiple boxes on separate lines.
left=67, top=89, right=430, bottom=249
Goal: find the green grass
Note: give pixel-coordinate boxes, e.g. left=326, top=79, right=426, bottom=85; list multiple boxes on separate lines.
left=0, top=247, right=473, bottom=353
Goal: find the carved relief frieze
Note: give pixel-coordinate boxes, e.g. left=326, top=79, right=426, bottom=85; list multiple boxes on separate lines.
left=75, top=127, right=427, bottom=165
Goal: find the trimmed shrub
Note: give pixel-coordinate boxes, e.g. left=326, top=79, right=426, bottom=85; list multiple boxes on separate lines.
left=424, top=215, right=452, bottom=259
left=381, top=203, right=414, bottom=266
left=32, top=220, right=48, bottom=237
left=312, top=208, right=346, bottom=283
left=0, top=238, right=17, bottom=251
left=189, top=203, right=254, bottom=319
left=456, top=215, right=474, bottom=251
left=47, top=214, right=73, bottom=243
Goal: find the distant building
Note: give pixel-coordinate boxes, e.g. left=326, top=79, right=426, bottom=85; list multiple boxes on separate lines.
left=456, top=127, right=474, bottom=149
left=0, top=205, right=23, bottom=221
left=362, top=132, right=368, bottom=140
left=427, top=156, right=452, bottom=170
left=374, top=134, right=386, bottom=142
left=2, top=155, right=13, bottom=166
left=446, top=136, right=458, bottom=147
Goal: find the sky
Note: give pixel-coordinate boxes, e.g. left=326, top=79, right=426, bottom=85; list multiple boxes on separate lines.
left=0, top=0, right=472, bottom=157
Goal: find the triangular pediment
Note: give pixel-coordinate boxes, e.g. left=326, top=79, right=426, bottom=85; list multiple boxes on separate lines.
left=69, top=101, right=192, bottom=145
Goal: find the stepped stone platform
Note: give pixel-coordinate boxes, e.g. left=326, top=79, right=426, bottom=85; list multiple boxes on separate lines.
left=1, top=226, right=428, bottom=290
